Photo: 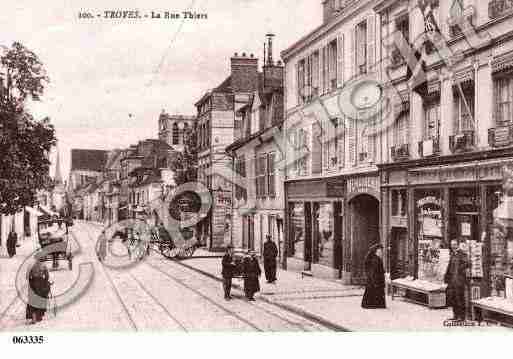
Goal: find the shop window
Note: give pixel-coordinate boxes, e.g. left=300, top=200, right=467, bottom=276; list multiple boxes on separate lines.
left=454, top=86, right=474, bottom=133
left=415, top=189, right=448, bottom=283
left=289, top=202, right=305, bottom=261
left=314, top=202, right=335, bottom=268
left=494, top=76, right=513, bottom=126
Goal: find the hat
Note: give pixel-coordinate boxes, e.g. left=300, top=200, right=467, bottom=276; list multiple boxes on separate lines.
left=226, top=244, right=234, bottom=249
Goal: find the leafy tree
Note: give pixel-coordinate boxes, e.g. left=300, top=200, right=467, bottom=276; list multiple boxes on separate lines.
left=170, top=127, right=198, bottom=186
left=0, top=42, right=56, bottom=215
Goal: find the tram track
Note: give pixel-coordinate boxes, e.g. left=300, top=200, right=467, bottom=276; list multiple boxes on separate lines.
left=143, top=261, right=263, bottom=331
left=146, top=260, right=325, bottom=331
left=79, top=222, right=338, bottom=331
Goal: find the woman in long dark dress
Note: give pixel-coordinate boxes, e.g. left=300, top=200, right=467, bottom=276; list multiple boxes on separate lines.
left=361, top=243, right=386, bottom=309
left=26, top=261, right=51, bottom=324
left=243, top=250, right=261, bottom=301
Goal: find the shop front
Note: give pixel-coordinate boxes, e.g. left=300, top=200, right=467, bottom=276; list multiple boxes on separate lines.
left=285, top=178, right=344, bottom=280
left=381, top=157, right=513, bottom=307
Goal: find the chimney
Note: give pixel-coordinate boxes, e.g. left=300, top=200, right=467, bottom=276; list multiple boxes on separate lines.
left=263, top=34, right=284, bottom=90
left=230, top=52, right=259, bottom=93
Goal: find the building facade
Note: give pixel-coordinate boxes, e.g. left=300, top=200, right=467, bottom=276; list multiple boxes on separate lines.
left=375, top=0, right=513, bottom=299
left=281, top=0, right=383, bottom=282
left=158, top=111, right=196, bottom=152
left=226, top=35, right=286, bottom=260
left=195, top=52, right=260, bottom=250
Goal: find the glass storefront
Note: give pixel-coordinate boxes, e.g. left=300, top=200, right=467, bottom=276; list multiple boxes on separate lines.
left=289, top=202, right=305, bottom=261
left=314, top=202, right=335, bottom=268
left=415, top=189, right=447, bottom=284
left=288, top=200, right=340, bottom=270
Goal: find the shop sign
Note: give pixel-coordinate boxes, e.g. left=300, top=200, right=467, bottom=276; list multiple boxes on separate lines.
left=416, top=196, right=442, bottom=208
left=326, top=181, right=344, bottom=197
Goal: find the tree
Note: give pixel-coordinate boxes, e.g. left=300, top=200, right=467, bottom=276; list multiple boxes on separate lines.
left=0, top=42, right=56, bottom=215
left=170, top=127, right=198, bottom=186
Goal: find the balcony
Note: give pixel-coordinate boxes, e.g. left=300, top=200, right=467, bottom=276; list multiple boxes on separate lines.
left=489, top=124, right=513, bottom=148
left=418, top=138, right=440, bottom=157
left=390, top=144, right=410, bottom=162
left=489, top=0, right=513, bottom=19
left=449, top=131, right=475, bottom=153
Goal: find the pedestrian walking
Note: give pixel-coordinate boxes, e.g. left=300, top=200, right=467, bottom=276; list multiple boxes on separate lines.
left=97, top=230, right=107, bottom=262
left=221, top=244, right=235, bottom=300
left=263, top=235, right=278, bottom=283
left=444, top=239, right=470, bottom=321
left=243, top=250, right=261, bottom=301
left=361, top=243, right=386, bottom=309
left=7, top=230, right=17, bottom=258
left=26, top=261, right=51, bottom=324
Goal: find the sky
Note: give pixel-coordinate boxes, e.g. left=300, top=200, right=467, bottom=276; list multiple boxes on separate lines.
left=1, top=0, right=322, bottom=180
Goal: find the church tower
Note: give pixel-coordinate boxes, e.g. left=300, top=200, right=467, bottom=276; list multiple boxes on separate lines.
left=52, top=147, right=66, bottom=211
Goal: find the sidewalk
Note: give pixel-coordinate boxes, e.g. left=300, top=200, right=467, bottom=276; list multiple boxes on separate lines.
left=178, top=250, right=509, bottom=331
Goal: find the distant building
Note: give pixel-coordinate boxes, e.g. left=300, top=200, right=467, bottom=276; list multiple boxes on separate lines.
left=158, top=111, right=196, bottom=152
left=68, top=149, right=108, bottom=191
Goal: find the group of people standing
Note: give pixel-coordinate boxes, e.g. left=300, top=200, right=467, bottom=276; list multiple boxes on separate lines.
left=222, top=235, right=278, bottom=301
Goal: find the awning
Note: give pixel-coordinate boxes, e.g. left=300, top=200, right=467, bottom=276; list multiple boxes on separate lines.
left=25, top=206, right=43, bottom=216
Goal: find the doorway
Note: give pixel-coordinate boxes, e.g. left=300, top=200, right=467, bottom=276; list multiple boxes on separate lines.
left=349, top=194, right=380, bottom=285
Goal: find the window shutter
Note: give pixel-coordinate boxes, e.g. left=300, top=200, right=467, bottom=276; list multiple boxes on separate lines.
left=338, top=117, right=345, bottom=169
left=348, top=118, right=357, bottom=166
left=321, top=46, right=326, bottom=95
left=350, top=27, right=356, bottom=78
left=367, top=15, right=375, bottom=72
left=254, top=156, right=259, bottom=197
left=337, top=33, right=344, bottom=88
left=454, top=93, right=460, bottom=134
left=295, top=62, right=300, bottom=105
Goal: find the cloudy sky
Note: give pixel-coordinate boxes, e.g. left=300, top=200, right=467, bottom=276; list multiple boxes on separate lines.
left=1, top=0, right=321, bottom=179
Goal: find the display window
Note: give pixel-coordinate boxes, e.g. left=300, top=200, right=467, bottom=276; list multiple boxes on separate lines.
left=415, top=189, right=448, bottom=283
left=314, top=202, right=335, bottom=268
left=288, top=202, right=305, bottom=261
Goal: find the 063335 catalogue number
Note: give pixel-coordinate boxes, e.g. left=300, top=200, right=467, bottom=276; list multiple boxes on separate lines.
left=12, top=335, right=45, bottom=344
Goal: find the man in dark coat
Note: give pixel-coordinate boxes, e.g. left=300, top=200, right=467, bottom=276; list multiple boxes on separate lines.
left=7, top=230, right=17, bottom=258
left=444, top=239, right=469, bottom=321
left=263, top=235, right=278, bottom=283
left=26, top=261, right=51, bottom=324
left=243, top=250, right=261, bottom=301
left=361, top=243, right=386, bottom=309
left=221, top=245, right=235, bottom=300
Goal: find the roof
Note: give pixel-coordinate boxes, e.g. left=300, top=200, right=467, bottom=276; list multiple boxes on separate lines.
left=195, top=73, right=265, bottom=106
left=70, top=149, right=108, bottom=172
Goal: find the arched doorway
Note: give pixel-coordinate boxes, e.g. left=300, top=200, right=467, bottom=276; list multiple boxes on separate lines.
left=348, top=194, right=380, bottom=285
